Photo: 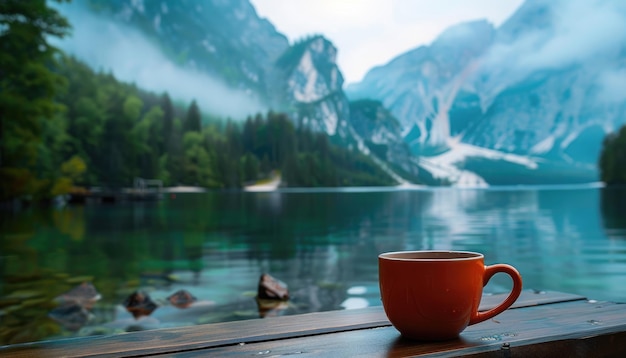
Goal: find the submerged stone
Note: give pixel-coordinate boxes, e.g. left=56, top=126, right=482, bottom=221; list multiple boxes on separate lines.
left=55, top=282, right=101, bottom=309
left=167, top=289, right=197, bottom=309
left=48, top=303, right=93, bottom=331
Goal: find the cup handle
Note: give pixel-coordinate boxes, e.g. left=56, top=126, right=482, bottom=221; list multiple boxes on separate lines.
left=469, top=264, right=523, bottom=325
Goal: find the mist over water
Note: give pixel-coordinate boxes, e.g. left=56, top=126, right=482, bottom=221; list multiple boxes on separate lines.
left=52, top=2, right=266, bottom=119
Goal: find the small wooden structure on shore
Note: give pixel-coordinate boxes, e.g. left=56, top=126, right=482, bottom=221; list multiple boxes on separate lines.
left=2, top=290, right=625, bottom=357
left=69, top=178, right=163, bottom=204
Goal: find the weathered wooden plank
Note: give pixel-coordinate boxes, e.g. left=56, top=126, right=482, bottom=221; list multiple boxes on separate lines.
left=461, top=331, right=626, bottom=358
left=0, top=290, right=586, bottom=358
left=172, top=300, right=626, bottom=357
left=481, top=289, right=583, bottom=309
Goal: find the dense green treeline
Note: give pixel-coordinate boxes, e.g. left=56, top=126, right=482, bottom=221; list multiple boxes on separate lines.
left=243, top=114, right=395, bottom=187
left=599, top=125, right=626, bottom=185
left=54, top=56, right=203, bottom=188
left=44, top=56, right=395, bottom=194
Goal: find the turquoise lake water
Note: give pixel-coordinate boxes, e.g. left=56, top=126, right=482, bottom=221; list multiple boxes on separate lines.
left=2, top=185, right=626, bottom=344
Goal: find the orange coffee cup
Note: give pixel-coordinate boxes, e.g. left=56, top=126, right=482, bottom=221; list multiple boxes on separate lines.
left=378, top=250, right=522, bottom=341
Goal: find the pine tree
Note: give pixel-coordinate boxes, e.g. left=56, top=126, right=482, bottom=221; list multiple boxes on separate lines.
left=184, top=99, right=202, bottom=133
left=160, top=92, right=174, bottom=153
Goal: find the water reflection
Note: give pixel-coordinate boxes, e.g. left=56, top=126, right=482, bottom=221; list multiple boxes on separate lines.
left=601, top=187, right=626, bottom=238
left=1, top=186, right=626, bottom=345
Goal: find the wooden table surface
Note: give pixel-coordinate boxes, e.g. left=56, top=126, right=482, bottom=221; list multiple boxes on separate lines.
left=2, top=290, right=626, bottom=357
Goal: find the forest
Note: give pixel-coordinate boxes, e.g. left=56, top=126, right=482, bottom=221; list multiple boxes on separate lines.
left=0, top=1, right=393, bottom=202
left=599, top=124, right=626, bottom=186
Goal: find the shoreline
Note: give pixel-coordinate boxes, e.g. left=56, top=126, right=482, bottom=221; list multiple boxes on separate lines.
left=162, top=182, right=605, bottom=194
left=162, top=186, right=207, bottom=193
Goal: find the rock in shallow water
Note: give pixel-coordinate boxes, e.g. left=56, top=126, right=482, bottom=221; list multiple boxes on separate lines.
left=123, top=291, right=158, bottom=319
left=257, top=273, right=289, bottom=300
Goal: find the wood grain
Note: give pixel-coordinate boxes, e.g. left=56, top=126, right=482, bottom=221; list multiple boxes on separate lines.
left=0, top=290, right=588, bottom=358
left=175, top=300, right=626, bottom=357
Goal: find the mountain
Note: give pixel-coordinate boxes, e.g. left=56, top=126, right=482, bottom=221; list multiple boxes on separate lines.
left=347, top=0, right=626, bottom=184
left=462, top=0, right=626, bottom=164
left=53, top=0, right=420, bottom=185
left=274, top=36, right=421, bottom=182
left=58, top=0, right=619, bottom=186
left=347, top=20, right=496, bottom=154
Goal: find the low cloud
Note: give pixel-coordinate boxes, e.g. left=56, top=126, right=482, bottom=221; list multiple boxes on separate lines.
left=522, top=1, right=624, bottom=70
left=53, top=3, right=266, bottom=119
left=478, top=0, right=626, bottom=99
left=597, top=69, right=626, bottom=103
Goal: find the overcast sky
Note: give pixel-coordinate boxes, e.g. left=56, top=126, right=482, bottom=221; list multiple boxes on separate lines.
left=250, top=0, right=524, bottom=84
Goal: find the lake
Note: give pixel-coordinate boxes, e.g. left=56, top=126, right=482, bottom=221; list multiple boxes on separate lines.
left=2, top=185, right=626, bottom=345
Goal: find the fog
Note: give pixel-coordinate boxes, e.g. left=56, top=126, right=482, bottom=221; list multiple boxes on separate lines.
left=52, top=2, right=266, bottom=119
left=479, top=0, right=626, bottom=101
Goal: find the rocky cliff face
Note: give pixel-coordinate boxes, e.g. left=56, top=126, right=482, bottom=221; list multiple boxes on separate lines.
left=347, top=20, right=496, bottom=154
left=277, top=36, right=351, bottom=139
left=348, top=100, right=419, bottom=179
